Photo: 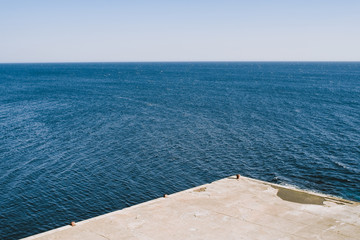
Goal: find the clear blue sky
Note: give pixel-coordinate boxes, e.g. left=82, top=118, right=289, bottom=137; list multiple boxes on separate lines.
left=0, top=0, right=359, bottom=62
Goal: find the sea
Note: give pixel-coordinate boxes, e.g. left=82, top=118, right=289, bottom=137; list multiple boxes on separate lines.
left=0, top=62, right=359, bottom=239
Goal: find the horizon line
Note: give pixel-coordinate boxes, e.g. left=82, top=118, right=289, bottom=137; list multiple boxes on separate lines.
left=1, top=60, right=360, bottom=64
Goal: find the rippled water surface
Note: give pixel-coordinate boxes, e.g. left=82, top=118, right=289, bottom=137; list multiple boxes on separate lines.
left=1, top=62, right=359, bottom=239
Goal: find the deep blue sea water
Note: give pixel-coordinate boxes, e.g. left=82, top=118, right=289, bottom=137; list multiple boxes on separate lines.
left=0, top=62, right=359, bottom=239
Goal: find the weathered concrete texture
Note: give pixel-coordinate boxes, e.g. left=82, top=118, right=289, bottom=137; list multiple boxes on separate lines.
left=23, top=176, right=360, bottom=240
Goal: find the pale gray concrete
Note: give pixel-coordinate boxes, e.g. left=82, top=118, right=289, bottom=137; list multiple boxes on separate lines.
left=23, top=176, right=360, bottom=240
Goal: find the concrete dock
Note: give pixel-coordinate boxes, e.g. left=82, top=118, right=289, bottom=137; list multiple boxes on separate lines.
left=23, top=175, right=360, bottom=240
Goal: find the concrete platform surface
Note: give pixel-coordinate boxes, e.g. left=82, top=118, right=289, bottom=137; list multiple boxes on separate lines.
left=23, top=175, right=360, bottom=240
